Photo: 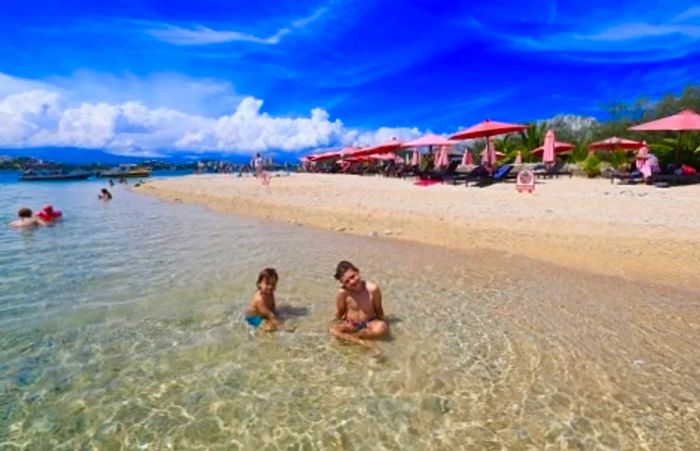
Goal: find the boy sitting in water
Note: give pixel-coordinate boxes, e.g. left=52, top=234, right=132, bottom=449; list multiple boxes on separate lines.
left=9, top=207, right=38, bottom=228
left=329, top=261, right=389, bottom=354
left=245, top=268, right=290, bottom=331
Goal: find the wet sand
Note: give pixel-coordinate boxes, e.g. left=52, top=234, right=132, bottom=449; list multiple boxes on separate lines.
left=137, top=173, right=700, bottom=293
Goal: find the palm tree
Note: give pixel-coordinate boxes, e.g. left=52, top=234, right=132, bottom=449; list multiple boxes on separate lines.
left=518, top=122, right=547, bottom=151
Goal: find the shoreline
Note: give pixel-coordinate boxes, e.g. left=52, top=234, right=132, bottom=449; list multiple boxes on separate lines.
left=136, top=173, right=700, bottom=293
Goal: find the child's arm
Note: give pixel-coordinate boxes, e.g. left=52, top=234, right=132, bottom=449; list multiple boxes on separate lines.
left=253, top=295, right=280, bottom=324
left=372, top=285, right=385, bottom=320
left=334, top=290, right=347, bottom=321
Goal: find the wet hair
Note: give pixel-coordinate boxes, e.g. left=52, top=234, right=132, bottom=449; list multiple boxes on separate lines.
left=334, top=260, right=359, bottom=281
left=18, top=207, right=32, bottom=218
left=257, top=267, right=278, bottom=287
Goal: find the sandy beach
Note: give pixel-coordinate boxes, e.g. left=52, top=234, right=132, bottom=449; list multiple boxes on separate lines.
left=137, top=173, right=700, bottom=293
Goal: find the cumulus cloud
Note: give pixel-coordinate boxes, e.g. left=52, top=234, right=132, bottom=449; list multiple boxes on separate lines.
left=0, top=72, right=419, bottom=157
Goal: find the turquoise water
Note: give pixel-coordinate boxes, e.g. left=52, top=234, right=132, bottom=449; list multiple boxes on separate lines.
left=1, top=172, right=699, bottom=450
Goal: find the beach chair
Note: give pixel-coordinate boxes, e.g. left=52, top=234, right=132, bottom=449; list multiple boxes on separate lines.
left=652, top=173, right=700, bottom=186
left=417, top=160, right=460, bottom=182
left=468, top=164, right=515, bottom=187
left=445, top=165, right=489, bottom=185
left=534, top=161, right=573, bottom=179
left=610, top=170, right=643, bottom=185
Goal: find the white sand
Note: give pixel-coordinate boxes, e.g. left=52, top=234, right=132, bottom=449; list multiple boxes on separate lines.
left=137, top=173, right=700, bottom=292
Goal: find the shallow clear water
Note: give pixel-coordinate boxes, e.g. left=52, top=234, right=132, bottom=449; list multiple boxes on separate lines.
left=1, top=172, right=699, bottom=450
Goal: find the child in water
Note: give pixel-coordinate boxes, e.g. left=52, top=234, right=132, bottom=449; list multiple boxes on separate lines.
left=98, top=188, right=113, bottom=200
left=328, top=260, right=389, bottom=355
left=245, top=268, right=291, bottom=331
left=9, top=207, right=38, bottom=228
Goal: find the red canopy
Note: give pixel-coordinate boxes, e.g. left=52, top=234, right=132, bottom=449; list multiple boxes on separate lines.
left=401, top=134, right=456, bottom=148
left=629, top=109, right=700, bottom=132
left=588, top=137, right=644, bottom=151
left=531, top=141, right=575, bottom=155
left=307, top=150, right=344, bottom=162
left=450, top=119, right=527, bottom=140
left=347, top=139, right=403, bottom=158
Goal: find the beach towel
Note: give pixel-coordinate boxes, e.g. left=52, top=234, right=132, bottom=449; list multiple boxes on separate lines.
left=414, top=179, right=441, bottom=187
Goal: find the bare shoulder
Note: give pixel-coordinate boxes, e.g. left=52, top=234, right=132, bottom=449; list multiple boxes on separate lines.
left=250, top=291, right=264, bottom=305
left=336, top=288, right=349, bottom=299
left=365, top=281, right=380, bottom=294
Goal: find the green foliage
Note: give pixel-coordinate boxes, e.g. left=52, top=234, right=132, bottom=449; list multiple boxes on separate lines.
left=581, top=153, right=601, bottom=178
left=519, top=122, right=547, bottom=151
left=608, top=150, right=629, bottom=170
left=570, top=143, right=589, bottom=163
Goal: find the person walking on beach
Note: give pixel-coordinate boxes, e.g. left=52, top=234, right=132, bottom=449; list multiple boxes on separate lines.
left=245, top=268, right=291, bottom=331
left=329, top=261, right=389, bottom=356
left=253, top=153, right=263, bottom=178
left=9, top=207, right=38, bottom=228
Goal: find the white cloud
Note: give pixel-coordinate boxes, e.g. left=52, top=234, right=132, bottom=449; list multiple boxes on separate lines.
left=0, top=72, right=420, bottom=157
left=466, top=6, right=700, bottom=60
left=46, top=71, right=240, bottom=117
left=148, top=25, right=290, bottom=46
left=576, top=23, right=700, bottom=42
left=146, top=4, right=330, bottom=46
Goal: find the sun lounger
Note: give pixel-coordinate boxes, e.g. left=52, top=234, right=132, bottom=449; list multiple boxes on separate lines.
left=610, top=170, right=643, bottom=184
left=652, top=173, right=700, bottom=186
left=416, top=160, right=460, bottom=182
left=468, top=164, right=515, bottom=187
left=534, top=161, right=573, bottom=179
left=445, top=165, right=490, bottom=185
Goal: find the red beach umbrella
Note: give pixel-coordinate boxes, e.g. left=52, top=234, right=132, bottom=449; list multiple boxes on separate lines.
left=347, top=138, right=403, bottom=158
left=542, top=130, right=556, bottom=164
left=531, top=141, right=575, bottom=156
left=450, top=119, right=527, bottom=141
left=588, top=137, right=644, bottom=151
left=629, top=109, right=700, bottom=132
left=629, top=109, right=700, bottom=163
left=401, top=134, right=456, bottom=148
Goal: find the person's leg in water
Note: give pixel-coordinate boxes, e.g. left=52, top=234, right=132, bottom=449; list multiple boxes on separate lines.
left=328, top=322, right=381, bottom=356
left=355, top=319, right=389, bottom=339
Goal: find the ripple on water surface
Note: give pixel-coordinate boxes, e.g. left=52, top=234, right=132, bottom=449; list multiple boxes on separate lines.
left=0, top=177, right=699, bottom=449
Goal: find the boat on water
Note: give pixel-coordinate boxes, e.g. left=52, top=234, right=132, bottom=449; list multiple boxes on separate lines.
left=18, top=170, right=93, bottom=181
left=97, top=164, right=152, bottom=178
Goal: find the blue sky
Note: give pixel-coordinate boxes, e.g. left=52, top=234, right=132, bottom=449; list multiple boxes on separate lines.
left=1, top=0, right=699, bottom=159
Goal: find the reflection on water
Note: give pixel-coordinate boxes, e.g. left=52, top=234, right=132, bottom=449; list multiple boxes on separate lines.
left=1, top=176, right=699, bottom=449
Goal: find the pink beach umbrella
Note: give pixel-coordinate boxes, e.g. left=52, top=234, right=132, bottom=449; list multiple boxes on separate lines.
left=450, top=119, right=527, bottom=141
left=514, top=150, right=522, bottom=165
left=588, top=137, right=643, bottom=152
left=531, top=140, right=574, bottom=156
left=629, top=109, right=700, bottom=132
left=629, top=109, right=700, bottom=163
left=461, top=149, right=470, bottom=166
left=481, top=137, right=497, bottom=167
left=411, top=149, right=420, bottom=166
left=401, top=134, right=456, bottom=148
left=435, top=146, right=449, bottom=168
left=348, top=138, right=403, bottom=158
left=542, top=130, right=556, bottom=165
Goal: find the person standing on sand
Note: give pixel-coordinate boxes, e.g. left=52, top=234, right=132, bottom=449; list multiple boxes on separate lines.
left=254, top=153, right=263, bottom=178
left=329, top=261, right=389, bottom=356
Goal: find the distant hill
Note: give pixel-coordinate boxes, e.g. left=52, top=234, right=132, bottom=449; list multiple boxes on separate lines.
left=0, top=148, right=153, bottom=164
left=0, top=147, right=298, bottom=164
